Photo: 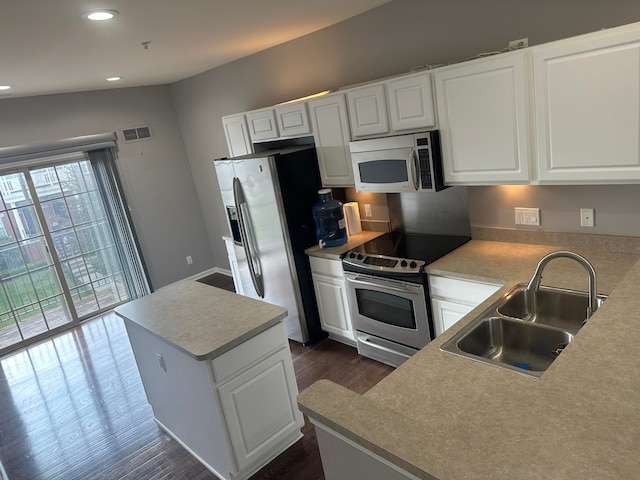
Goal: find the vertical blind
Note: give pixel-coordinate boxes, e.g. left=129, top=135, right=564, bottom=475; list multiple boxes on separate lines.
left=0, top=133, right=152, bottom=299
left=87, top=148, right=151, bottom=298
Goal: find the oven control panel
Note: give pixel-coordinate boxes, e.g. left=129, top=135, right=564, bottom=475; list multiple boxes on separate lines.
left=343, top=252, right=425, bottom=274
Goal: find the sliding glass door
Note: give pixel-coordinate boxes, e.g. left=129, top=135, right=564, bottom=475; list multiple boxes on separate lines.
left=0, top=156, right=131, bottom=352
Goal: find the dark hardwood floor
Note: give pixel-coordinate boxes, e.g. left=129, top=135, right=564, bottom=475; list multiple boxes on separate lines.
left=0, top=273, right=394, bottom=480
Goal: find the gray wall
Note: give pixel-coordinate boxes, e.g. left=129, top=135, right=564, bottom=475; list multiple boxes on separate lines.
left=0, top=86, right=214, bottom=288
left=171, top=0, right=640, bottom=271
left=5, top=0, right=640, bottom=290
left=468, top=185, right=640, bottom=236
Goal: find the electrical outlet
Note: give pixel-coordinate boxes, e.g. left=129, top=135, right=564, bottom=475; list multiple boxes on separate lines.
left=156, top=353, right=166, bottom=372
left=515, top=207, right=540, bottom=226
left=509, top=38, right=529, bottom=50
left=580, top=208, right=595, bottom=227
left=186, top=255, right=193, bottom=265
left=364, top=204, right=372, bottom=218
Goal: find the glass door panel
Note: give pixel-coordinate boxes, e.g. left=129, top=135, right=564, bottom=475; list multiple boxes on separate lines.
left=32, top=161, right=129, bottom=319
left=0, top=172, right=73, bottom=350
left=0, top=159, right=131, bottom=353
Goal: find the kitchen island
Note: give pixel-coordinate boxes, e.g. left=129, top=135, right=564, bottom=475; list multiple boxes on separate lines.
left=298, top=237, right=640, bottom=480
left=115, top=279, right=304, bottom=480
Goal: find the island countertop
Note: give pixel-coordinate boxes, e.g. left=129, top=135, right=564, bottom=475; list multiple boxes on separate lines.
left=298, top=239, right=640, bottom=480
left=114, top=279, right=287, bottom=360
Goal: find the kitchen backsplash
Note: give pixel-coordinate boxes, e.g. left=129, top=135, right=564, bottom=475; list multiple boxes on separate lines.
left=472, top=226, right=640, bottom=255
left=332, top=186, right=471, bottom=237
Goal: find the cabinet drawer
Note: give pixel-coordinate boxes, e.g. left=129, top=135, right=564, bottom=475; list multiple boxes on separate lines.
left=212, top=322, right=288, bottom=382
left=429, top=275, right=501, bottom=306
left=309, top=256, right=344, bottom=278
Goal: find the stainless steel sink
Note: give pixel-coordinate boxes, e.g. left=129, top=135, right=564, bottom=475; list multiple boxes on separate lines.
left=440, top=283, right=606, bottom=378
left=497, top=284, right=607, bottom=335
left=441, top=251, right=607, bottom=378
left=445, top=316, right=574, bottom=377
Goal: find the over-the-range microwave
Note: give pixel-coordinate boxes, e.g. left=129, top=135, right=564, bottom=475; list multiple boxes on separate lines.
left=349, top=131, right=447, bottom=193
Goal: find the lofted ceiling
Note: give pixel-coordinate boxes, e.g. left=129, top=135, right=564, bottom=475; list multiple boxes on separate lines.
left=0, top=0, right=391, bottom=100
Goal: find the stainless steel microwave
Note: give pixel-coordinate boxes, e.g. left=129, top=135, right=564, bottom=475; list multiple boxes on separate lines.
left=349, top=131, right=447, bottom=193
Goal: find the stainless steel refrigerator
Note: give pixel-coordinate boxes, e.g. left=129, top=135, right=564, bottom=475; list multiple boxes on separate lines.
left=214, top=146, right=324, bottom=344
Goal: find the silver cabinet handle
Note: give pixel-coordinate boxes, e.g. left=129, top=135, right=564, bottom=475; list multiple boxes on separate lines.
left=233, top=177, right=264, bottom=298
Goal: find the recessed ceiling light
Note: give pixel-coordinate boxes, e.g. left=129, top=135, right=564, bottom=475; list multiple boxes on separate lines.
left=82, top=10, right=119, bottom=21
left=106, top=77, right=122, bottom=82
left=0, top=85, right=12, bottom=90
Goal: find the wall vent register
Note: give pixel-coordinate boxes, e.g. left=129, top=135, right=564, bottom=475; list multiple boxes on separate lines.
left=122, top=125, right=153, bottom=143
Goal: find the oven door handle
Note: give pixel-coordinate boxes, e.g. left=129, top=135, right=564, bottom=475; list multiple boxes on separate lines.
left=345, top=274, right=423, bottom=295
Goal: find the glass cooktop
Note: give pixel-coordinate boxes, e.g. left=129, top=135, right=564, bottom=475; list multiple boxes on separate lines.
left=350, top=231, right=470, bottom=264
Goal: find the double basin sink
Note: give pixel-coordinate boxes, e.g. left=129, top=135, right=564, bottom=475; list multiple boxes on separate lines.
left=440, top=251, right=606, bottom=378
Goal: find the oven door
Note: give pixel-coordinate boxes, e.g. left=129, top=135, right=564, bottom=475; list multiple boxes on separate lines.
left=344, top=272, right=431, bottom=350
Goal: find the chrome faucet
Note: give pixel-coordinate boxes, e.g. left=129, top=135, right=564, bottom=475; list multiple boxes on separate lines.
left=526, top=251, right=599, bottom=322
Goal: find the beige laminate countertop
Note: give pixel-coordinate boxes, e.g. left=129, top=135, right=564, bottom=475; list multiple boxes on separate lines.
left=114, top=279, right=287, bottom=360
left=298, top=239, right=640, bottom=480
left=305, top=230, right=384, bottom=260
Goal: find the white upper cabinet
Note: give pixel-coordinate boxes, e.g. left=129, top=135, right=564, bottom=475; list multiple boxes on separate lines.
left=435, top=52, right=532, bottom=185
left=246, top=108, right=279, bottom=142
left=275, top=101, right=312, bottom=138
left=347, top=71, right=436, bottom=138
left=532, top=24, right=640, bottom=183
left=386, top=71, right=436, bottom=132
left=347, top=83, right=390, bottom=137
left=308, top=92, right=354, bottom=187
left=221, top=114, right=253, bottom=158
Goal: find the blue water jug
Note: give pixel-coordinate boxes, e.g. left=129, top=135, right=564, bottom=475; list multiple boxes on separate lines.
left=312, top=189, right=347, bottom=248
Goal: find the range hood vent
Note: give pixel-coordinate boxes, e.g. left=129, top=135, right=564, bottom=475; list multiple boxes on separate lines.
left=121, top=125, right=153, bottom=143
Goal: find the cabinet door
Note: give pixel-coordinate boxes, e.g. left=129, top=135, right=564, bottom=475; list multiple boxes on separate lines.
left=218, top=347, right=303, bottom=471
left=246, top=108, right=279, bottom=142
left=435, top=52, right=531, bottom=185
left=275, top=102, right=312, bottom=137
left=308, top=93, right=355, bottom=186
left=221, top=114, right=253, bottom=157
left=533, top=27, right=640, bottom=183
left=429, top=275, right=501, bottom=337
left=431, top=297, right=474, bottom=337
left=387, top=72, right=436, bottom=132
left=312, top=271, right=355, bottom=344
left=347, top=83, right=390, bottom=137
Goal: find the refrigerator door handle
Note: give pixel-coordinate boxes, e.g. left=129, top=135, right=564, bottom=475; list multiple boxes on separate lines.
left=233, top=177, right=265, bottom=298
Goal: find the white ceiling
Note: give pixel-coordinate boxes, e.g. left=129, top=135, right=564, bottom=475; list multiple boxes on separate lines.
left=0, top=0, right=391, bottom=100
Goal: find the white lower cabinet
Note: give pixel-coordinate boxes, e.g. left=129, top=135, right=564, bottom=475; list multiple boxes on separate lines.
left=429, top=274, right=501, bottom=337
left=313, top=421, right=420, bottom=480
left=309, top=256, right=355, bottom=345
left=125, top=320, right=303, bottom=480
left=218, top=347, right=302, bottom=470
